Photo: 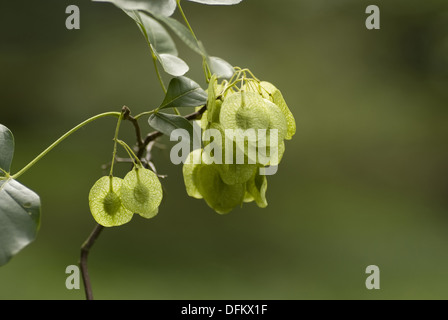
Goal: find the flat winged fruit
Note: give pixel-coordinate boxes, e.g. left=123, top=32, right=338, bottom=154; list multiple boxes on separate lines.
left=121, top=167, right=163, bottom=219
left=89, top=176, right=133, bottom=227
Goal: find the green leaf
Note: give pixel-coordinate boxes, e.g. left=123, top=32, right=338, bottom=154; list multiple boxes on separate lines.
left=88, top=176, right=133, bottom=227
left=121, top=167, right=163, bottom=219
left=0, top=124, right=14, bottom=175
left=149, top=112, right=193, bottom=138
left=182, top=149, right=204, bottom=199
left=93, top=0, right=177, bottom=17
left=138, top=13, right=178, bottom=55
left=152, top=14, right=205, bottom=56
left=128, top=11, right=189, bottom=76
left=157, top=53, right=189, bottom=77
left=209, top=56, right=234, bottom=80
left=159, top=76, right=207, bottom=110
left=186, top=0, right=243, bottom=5
left=0, top=179, right=41, bottom=266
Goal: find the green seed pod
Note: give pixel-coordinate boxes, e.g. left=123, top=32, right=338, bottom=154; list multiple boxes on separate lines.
left=257, top=140, right=285, bottom=166
left=246, top=171, right=268, bottom=208
left=220, top=92, right=287, bottom=147
left=243, top=191, right=255, bottom=203
left=183, top=149, right=245, bottom=214
left=217, top=163, right=258, bottom=185
left=183, top=149, right=204, bottom=199
left=195, top=164, right=245, bottom=214
left=89, top=176, right=133, bottom=227
left=220, top=92, right=270, bottom=131
left=121, top=166, right=163, bottom=219
left=208, top=99, right=222, bottom=124
left=259, top=81, right=296, bottom=140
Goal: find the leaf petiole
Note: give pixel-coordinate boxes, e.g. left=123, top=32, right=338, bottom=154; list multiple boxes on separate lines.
left=134, top=110, right=156, bottom=120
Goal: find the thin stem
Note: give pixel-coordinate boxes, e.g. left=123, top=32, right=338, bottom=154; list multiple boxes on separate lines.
left=11, top=112, right=121, bottom=180
left=151, top=51, right=167, bottom=94
left=134, top=110, right=156, bottom=121
left=177, top=0, right=198, bottom=42
left=122, top=106, right=144, bottom=149
left=134, top=14, right=167, bottom=94
left=117, top=139, right=141, bottom=166
left=177, top=0, right=211, bottom=82
left=173, top=107, right=181, bottom=116
left=0, top=168, right=9, bottom=179
left=109, top=110, right=125, bottom=176
left=80, top=224, right=104, bottom=300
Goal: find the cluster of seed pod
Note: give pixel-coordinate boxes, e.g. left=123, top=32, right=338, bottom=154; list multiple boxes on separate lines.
left=89, top=165, right=163, bottom=227
left=183, top=70, right=296, bottom=214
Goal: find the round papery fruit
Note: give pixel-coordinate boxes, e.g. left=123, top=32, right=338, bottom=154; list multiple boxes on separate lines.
left=243, top=190, right=255, bottom=203
left=207, top=98, right=222, bottom=124
left=220, top=92, right=271, bottom=132
left=246, top=171, right=268, bottom=208
left=202, top=122, right=226, bottom=164
left=256, top=140, right=285, bottom=166
left=217, top=163, right=258, bottom=185
left=195, top=164, right=245, bottom=214
left=260, top=98, right=288, bottom=147
left=183, top=149, right=204, bottom=199
left=121, top=167, right=163, bottom=219
left=259, top=81, right=296, bottom=140
left=220, top=92, right=287, bottom=148
left=89, top=176, right=133, bottom=227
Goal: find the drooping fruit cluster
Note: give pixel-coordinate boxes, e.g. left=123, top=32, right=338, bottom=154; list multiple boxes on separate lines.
left=89, top=165, right=163, bottom=227
left=183, top=69, right=296, bottom=214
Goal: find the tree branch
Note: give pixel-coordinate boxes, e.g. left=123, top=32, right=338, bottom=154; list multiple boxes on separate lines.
left=122, top=106, right=144, bottom=150
left=80, top=224, right=104, bottom=300
left=140, top=105, right=207, bottom=158
left=79, top=105, right=206, bottom=300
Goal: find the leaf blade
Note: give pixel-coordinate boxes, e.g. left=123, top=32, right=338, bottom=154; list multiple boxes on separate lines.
left=138, top=13, right=178, bottom=56
left=158, top=53, right=190, bottom=77
left=209, top=56, right=234, bottom=80
left=93, top=0, right=177, bottom=17
left=152, top=14, right=205, bottom=56
left=159, top=76, right=207, bottom=110
left=149, top=112, right=194, bottom=138
left=0, top=124, right=14, bottom=175
left=0, top=179, right=41, bottom=266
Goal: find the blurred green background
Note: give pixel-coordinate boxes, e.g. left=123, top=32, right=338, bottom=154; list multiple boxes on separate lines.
left=1, top=0, right=447, bottom=299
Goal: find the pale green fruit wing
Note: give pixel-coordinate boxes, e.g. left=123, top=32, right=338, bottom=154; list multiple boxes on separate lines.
left=246, top=172, right=268, bottom=208
left=243, top=191, right=255, bottom=203
left=220, top=92, right=271, bottom=132
left=258, top=140, right=286, bottom=166
left=206, top=75, right=218, bottom=123
left=217, top=163, right=257, bottom=185
left=202, top=122, right=225, bottom=163
left=182, top=149, right=204, bottom=199
left=195, top=165, right=244, bottom=214
left=261, top=98, right=288, bottom=145
left=121, top=167, right=163, bottom=219
left=260, top=81, right=296, bottom=140
left=89, top=176, right=133, bottom=227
